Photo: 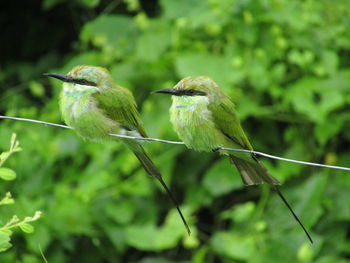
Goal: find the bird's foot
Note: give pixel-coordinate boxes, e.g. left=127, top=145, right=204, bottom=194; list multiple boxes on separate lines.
left=212, top=147, right=221, bottom=152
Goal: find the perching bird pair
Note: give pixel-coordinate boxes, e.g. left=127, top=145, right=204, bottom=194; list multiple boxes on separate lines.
left=46, top=65, right=313, bottom=243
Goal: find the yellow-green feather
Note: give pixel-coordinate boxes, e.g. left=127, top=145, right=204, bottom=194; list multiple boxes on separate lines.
left=170, top=76, right=280, bottom=186
left=58, top=65, right=190, bottom=234
left=168, top=76, right=312, bottom=242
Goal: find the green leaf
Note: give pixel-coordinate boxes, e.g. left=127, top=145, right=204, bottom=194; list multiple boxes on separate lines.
left=319, top=50, right=339, bottom=76
left=0, top=192, right=14, bottom=205
left=29, top=81, right=45, bottom=98
left=79, top=0, right=100, bottom=8
left=161, top=0, right=205, bottom=19
left=104, top=200, right=136, bottom=225
left=81, top=15, right=136, bottom=50
left=326, top=171, right=350, bottom=221
left=0, top=229, right=13, bottom=236
left=19, top=223, right=34, bottom=234
left=297, top=242, right=314, bottom=262
left=0, top=168, right=16, bottom=181
left=211, top=232, right=255, bottom=261
left=285, top=77, right=345, bottom=122
left=220, top=202, right=256, bottom=223
left=175, top=54, right=233, bottom=88
left=315, top=116, right=344, bottom=145
left=125, top=208, right=187, bottom=251
left=183, top=228, right=199, bottom=249
left=125, top=224, right=160, bottom=251
left=203, top=159, right=242, bottom=196
left=136, top=24, right=171, bottom=62
left=318, top=88, right=344, bottom=115
left=286, top=78, right=321, bottom=122
left=0, top=232, right=12, bottom=252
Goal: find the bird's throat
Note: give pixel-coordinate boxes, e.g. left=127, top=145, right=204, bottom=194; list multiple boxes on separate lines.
left=63, top=83, right=98, bottom=98
left=172, top=95, right=210, bottom=110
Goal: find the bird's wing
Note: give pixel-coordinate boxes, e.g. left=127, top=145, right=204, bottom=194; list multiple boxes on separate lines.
left=94, top=86, right=192, bottom=235
left=93, top=85, right=148, bottom=137
left=208, top=96, right=253, bottom=150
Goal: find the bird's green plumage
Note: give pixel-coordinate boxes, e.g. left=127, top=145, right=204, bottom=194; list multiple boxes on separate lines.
left=48, top=65, right=190, bottom=235
left=59, top=66, right=146, bottom=141
left=155, top=76, right=312, bottom=243
left=170, top=77, right=251, bottom=150
left=169, top=76, right=279, bottom=185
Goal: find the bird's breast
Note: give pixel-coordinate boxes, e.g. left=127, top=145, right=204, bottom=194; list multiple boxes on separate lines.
left=170, top=96, right=212, bottom=125
left=60, top=87, right=119, bottom=141
left=61, top=90, right=94, bottom=121
left=170, top=96, right=223, bottom=151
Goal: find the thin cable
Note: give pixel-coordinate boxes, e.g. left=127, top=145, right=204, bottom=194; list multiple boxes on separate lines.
left=219, top=147, right=350, bottom=171
left=1, top=115, right=349, bottom=172
left=0, top=116, right=73, bottom=130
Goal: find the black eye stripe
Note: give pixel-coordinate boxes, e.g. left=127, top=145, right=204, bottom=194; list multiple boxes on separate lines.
left=72, top=79, right=97, bottom=86
left=182, top=89, right=207, bottom=96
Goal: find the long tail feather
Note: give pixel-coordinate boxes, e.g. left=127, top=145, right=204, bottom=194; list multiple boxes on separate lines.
left=229, top=154, right=313, bottom=243
left=273, top=186, right=313, bottom=244
left=153, top=173, right=191, bottom=236
left=131, top=145, right=191, bottom=235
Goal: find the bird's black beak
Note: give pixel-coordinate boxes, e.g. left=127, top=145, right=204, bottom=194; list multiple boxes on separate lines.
left=153, top=88, right=181, bottom=96
left=44, top=73, right=73, bottom=83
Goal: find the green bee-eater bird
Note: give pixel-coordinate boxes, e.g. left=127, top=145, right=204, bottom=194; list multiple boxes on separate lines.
left=154, top=76, right=312, bottom=243
left=45, top=65, right=190, bottom=234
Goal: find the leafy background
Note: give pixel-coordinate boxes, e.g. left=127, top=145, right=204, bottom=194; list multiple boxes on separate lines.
left=1, top=0, right=350, bottom=262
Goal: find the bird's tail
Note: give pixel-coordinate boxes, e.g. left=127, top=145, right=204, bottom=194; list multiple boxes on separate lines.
left=229, top=154, right=313, bottom=243
left=124, top=139, right=191, bottom=235
left=229, top=154, right=280, bottom=185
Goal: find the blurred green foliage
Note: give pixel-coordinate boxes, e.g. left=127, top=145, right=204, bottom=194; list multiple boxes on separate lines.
left=0, top=134, right=42, bottom=253
left=1, top=0, right=350, bottom=262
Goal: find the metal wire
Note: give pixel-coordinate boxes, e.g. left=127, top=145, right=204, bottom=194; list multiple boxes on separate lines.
left=1, top=115, right=349, bottom=171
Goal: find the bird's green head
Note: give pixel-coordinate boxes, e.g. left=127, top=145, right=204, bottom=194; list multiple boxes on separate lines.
left=45, top=65, right=112, bottom=88
left=154, top=76, right=219, bottom=97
